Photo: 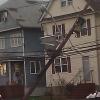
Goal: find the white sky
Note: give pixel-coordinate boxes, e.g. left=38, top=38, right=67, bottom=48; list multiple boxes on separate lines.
left=0, top=0, right=49, bottom=6
left=0, top=0, right=8, bottom=5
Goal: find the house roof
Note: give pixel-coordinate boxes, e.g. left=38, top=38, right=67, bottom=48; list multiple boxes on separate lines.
left=86, top=0, right=100, bottom=12
left=0, top=0, right=48, bottom=28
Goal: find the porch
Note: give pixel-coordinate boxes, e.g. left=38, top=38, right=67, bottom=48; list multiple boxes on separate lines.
left=0, top=61, right=25, bottom=99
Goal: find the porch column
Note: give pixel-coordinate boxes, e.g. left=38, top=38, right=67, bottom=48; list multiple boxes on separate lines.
left=8, top=61, right=12, bottom=85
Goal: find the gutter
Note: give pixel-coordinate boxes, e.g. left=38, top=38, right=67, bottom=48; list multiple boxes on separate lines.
left=0, top=26, right=21, bottom=33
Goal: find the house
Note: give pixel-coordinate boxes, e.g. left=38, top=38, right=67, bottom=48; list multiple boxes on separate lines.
left=40, top=0, right=100, bottom=91
left=0, top=0, right=46, bottom=98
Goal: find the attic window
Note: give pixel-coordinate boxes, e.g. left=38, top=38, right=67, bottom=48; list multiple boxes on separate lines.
left=61, top=0, right=67, bottom=7
left=61, top=0, right=73, bottom=7
left=68, top=0, right=73, bottom=5
left=0, top=11, right=8, bottom=22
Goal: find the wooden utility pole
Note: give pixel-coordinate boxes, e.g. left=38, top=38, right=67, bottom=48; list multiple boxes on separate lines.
left=22, top=1, right=90, bottom=99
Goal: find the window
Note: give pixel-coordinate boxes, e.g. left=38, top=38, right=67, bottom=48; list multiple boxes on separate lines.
left=75, top=19, right=91, bottom=38
left=61, top=0, right=67, bottom=7
left=61, top=0, right=73, bottom=7
left=10, top=33, right=23, bottom=47
left=52, top=24, right=65, bottom=41
left=0, top=63, right=7, bottom=76
left=0, top=37, right=5, bottom=49
left=52, top=56, right=71, bottom=74
left=68, top=0, right=73, bottom=5
left=0, top=11, right=8, bottom=22
left=30, top=61, right=41, bottom=74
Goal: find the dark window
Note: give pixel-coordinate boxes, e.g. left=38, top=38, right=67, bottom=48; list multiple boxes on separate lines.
left=30, top=61, right=41, bottom=74
left=55, top=65, right=61, bottom=73
left=75, top=18, right=91, bottom=37
left=68, top=0, right=73, bottom=5
left=87, top=19, right=91, bottom=36
left=52, top=56, right=71, bottom=74
left=30, top=62, right=35, bottom=73
left=61, top=0, right=66, bottom=7
left=0, top=11, right=8, bottom=22
left=0, top=13, right=3, bottom=22
left=52, top=24, right=65, bottom=41
left=61, top=0, right=73, bottom=6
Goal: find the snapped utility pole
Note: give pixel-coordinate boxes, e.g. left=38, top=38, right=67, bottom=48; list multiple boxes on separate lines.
left=22, top=0, right=91, bottom=99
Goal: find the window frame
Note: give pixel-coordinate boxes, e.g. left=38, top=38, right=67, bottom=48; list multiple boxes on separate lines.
left=75, top=18, right=91, bottom=38
left=0, top=11, right=8, bottom=23
left=52, top=24, right=65, bottom=41
left=61, top=0, right=67, bottom=7
left=61, top=0, right=73, bottom=7
left=53, top=56, right=69, bottom=73
left=0, top=37, right=5, bottom=49
left=30, top=61, right=41, bottom=74
left=68, top=0, right=73, bottom=5
left=10, top=32, right=23, bottom=47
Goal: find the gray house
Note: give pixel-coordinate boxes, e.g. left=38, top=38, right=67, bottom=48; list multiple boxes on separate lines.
left=0, top=0, right=46, bottom=97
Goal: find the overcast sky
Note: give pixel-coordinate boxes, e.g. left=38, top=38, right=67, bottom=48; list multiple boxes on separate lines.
left=0, top=0, right=49, bottom=6
left=0, top=0, right=7, bottom=5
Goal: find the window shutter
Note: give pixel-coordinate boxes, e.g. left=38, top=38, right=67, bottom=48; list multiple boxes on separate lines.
left=67, top=57, right=71, bottom=73
left=52, top=25, right=55, bottom=35
left=62, top=24, right=65, bottom=37
left=87, top=19, right=91, bottom=36
left=52, top=61, right=55, bottom=74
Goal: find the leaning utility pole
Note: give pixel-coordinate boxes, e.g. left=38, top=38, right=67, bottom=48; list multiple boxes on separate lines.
left=22, top=2, right=90, bottom=100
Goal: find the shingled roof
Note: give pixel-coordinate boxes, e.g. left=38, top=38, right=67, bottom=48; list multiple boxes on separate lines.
left=86, top=0, right=100, bottom=12
left=0, top=0, right=47, bottom=28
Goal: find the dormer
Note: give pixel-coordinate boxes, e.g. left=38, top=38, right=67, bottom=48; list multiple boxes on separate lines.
left=0, top=10, right=8, bottom=23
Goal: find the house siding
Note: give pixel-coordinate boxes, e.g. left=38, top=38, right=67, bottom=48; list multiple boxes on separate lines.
left=45, top=0, right=87, bottom=18
left=25, top=58, right=45, bottom=87
left=24, top=28, right=44, bottom=57
left=42, top=0, right=100, bottom=86
left=0, top=29, right=23, bottom=58
left=44, top=14, right=100, bottom=86
left=23, top=28, right=45, bottom=87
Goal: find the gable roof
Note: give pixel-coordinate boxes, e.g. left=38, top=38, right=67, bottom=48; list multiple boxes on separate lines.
left=86, top=0, right=100, bottom=12
left=0, top=0, right=47, bottom=28
left=40, top=0, right=100, bottom=22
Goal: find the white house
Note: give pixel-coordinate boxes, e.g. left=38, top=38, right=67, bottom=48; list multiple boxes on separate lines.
left=40, top=0, right=100, bottom=88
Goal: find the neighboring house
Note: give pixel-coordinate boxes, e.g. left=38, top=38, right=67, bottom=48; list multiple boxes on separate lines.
left=0, top=0, right=46, bottom=96
left=40, top=0, right=100, bottom=88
